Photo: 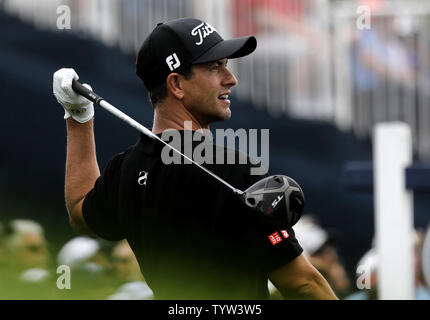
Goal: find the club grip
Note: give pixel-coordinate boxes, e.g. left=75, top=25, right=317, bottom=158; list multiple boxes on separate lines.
left=72, top=79, right=104, bottom=105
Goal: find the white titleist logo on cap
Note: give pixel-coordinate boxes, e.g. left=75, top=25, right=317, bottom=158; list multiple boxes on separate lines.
left=191, top=22, right=216, bottom=46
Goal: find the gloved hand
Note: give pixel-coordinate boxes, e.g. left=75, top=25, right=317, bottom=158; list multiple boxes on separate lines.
left=53, top=68, right=94, bottom=123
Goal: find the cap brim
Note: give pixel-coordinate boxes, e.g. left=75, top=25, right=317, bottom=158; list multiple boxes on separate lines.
left=193, top=36, right=257, bottom=64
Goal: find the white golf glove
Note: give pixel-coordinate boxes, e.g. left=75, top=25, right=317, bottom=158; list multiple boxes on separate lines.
left=53, top=68, right=94, bottom=123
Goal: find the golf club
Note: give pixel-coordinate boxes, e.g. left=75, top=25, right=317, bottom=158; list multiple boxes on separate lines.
left=71, top=79, right=304, bottom=226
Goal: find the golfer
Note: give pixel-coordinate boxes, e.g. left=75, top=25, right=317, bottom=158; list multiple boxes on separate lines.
left=53, top=18, right=337, bottom=300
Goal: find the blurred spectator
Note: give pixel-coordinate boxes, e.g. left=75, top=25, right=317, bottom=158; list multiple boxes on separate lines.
left=4, top=219, right=50, bottom=270
left=346, top=230, right=430, bottom=300
left=107, top=240, right=153, bottom=300
left=233, top=0, right=317, bottom=41
left=349, top=3, right=418, bottom=133
left=57, top=236, right=110, bottom=274
left=293, top=215, right=351, bottom=298
left=232, top=0, right=328, bottom=116
left=2, top=219, right=51, bottom=283
left=351, top=16, right=415, bottom=89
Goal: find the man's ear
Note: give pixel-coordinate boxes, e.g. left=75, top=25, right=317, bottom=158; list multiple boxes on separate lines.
left=166, top=73, right=185, bottom=100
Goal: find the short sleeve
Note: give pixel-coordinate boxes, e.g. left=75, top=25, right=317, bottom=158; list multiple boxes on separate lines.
left=252, top=215, right=303, bottom=272
left=244, top=163, right=303, bottom=271
left=216, top=179, right=303, bottom=274
left=82, top=154, right=126, bottom=241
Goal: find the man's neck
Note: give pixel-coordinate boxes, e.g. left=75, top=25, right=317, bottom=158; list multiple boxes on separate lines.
left=152, top=101, right=209, bottom=134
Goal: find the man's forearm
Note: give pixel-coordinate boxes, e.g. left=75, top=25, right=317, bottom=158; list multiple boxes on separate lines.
left=292, top=264, right=338, bottom=300
left=65, top=118, right=100, bottom=233
left=280, top=272, right=338, bottom=300
left=303, top=271, right=338, bottom=300
left=271, top=254, right=339, bottom=300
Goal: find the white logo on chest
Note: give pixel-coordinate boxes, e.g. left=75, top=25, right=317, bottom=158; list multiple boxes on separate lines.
left=138, top=171, right=148, bottom=186
left=191, top=22, right=216, bottom=46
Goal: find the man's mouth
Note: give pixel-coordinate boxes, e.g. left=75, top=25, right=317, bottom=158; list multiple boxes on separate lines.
left=218, top=91, right=231, bottom=103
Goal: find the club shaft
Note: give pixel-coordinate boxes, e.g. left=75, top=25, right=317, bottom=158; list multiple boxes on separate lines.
left=99, top=100, right=243, bottom=195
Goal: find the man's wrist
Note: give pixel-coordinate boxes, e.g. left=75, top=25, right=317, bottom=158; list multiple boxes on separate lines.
left=66, top=117, right=94, bottom=128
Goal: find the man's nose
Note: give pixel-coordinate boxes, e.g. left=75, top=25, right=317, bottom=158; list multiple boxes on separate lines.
left=223, top=67, right=238, bottom=87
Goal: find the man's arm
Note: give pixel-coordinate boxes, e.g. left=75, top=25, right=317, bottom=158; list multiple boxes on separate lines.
left=53, top=68, right=98, bottom=234
left=269, top=253, right=338, bottom=300
left=65, top=118, right=99, bottom=234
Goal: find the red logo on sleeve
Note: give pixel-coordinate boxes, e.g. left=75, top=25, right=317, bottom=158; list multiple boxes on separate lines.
left=268, top=232, right=283, bottom=245
left=281, top=230, right=289, bottom=239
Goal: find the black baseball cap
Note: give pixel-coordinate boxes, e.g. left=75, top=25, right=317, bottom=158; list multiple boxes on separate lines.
left=136, top=18, right=257, bottom=91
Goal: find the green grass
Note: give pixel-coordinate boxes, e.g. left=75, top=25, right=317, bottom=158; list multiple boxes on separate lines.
left=0, top=266, right=123, bottom=300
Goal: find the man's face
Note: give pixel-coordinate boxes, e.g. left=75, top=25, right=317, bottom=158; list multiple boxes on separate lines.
left=181, top=58, right=238, bottom=126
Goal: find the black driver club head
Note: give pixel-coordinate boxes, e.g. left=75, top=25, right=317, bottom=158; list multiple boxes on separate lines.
left=241, top=175, right=305, bottom=227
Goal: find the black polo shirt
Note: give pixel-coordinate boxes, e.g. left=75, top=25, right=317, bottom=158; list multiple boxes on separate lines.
left=82, top=130, right=302, bottom=299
